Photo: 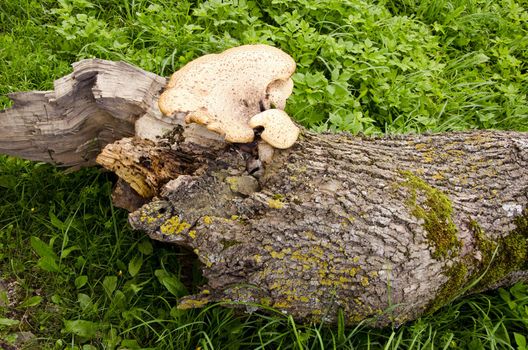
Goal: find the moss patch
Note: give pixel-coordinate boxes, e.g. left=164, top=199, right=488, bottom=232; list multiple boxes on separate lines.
left=268, top=198, right=284, bottom=209
left=177, top=297, right=210, bottom=310
left=426, top=263, right=468, bottom=314
left=399, top=171, right=462, bottom=259
left=470, top=211, right=528, bottom=290
left=426, top=210, right=528, bottom=314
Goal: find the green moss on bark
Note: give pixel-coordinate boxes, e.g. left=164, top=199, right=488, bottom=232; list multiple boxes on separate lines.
left=399, top=171, right=462, bottom=259
left=426, top=210, right=528, bottom=314
left=470, top=210, right=528, bottom=290
left=426, top=263, right=469, bottom=314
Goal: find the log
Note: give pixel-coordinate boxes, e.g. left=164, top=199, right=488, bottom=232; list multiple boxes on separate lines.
left=1, top=59, right=527, bottom=326
left=109, top=129, right=528, bottom=326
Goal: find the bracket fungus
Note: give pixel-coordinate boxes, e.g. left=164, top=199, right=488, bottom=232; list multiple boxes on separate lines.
left=249, top=109, right=300, bottom=149
left=158, top=44, right=299, bottom=147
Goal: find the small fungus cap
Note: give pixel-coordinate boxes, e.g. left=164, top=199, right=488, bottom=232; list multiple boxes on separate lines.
left=249, top=109, right=300, bottom=149
left=158, top=45, right=296, bottom=143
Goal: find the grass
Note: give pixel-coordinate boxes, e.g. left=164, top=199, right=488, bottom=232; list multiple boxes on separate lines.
left=0, top=0, right=527, bottom=348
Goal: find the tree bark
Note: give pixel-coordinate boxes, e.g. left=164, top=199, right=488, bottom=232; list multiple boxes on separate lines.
left=118, top=129, right=528, bottom=326
left=1, top=59, right=527, bottom=326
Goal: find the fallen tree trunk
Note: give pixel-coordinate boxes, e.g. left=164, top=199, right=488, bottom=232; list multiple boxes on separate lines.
left=1, top=60, right=527, bottom=326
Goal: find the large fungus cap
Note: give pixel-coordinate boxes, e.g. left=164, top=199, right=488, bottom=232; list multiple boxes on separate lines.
left=158, top=45, right=296, bottom=144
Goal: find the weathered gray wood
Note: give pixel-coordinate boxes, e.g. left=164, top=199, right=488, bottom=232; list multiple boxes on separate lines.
left=0, top=59, right=167, bottom=167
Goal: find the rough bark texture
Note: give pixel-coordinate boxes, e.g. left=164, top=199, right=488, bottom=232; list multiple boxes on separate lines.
left=1, top=59, right=527, bottom=326
left=117, top=129, right=528, bottom=326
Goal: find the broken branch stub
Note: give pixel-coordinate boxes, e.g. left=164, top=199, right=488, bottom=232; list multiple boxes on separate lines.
left=0, top=59, right=166, bottom=168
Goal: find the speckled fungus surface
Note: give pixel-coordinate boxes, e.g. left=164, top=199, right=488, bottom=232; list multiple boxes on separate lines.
left=249, top=109, right=300, bottom=149
left=158, top=44, right=298, bottom=145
